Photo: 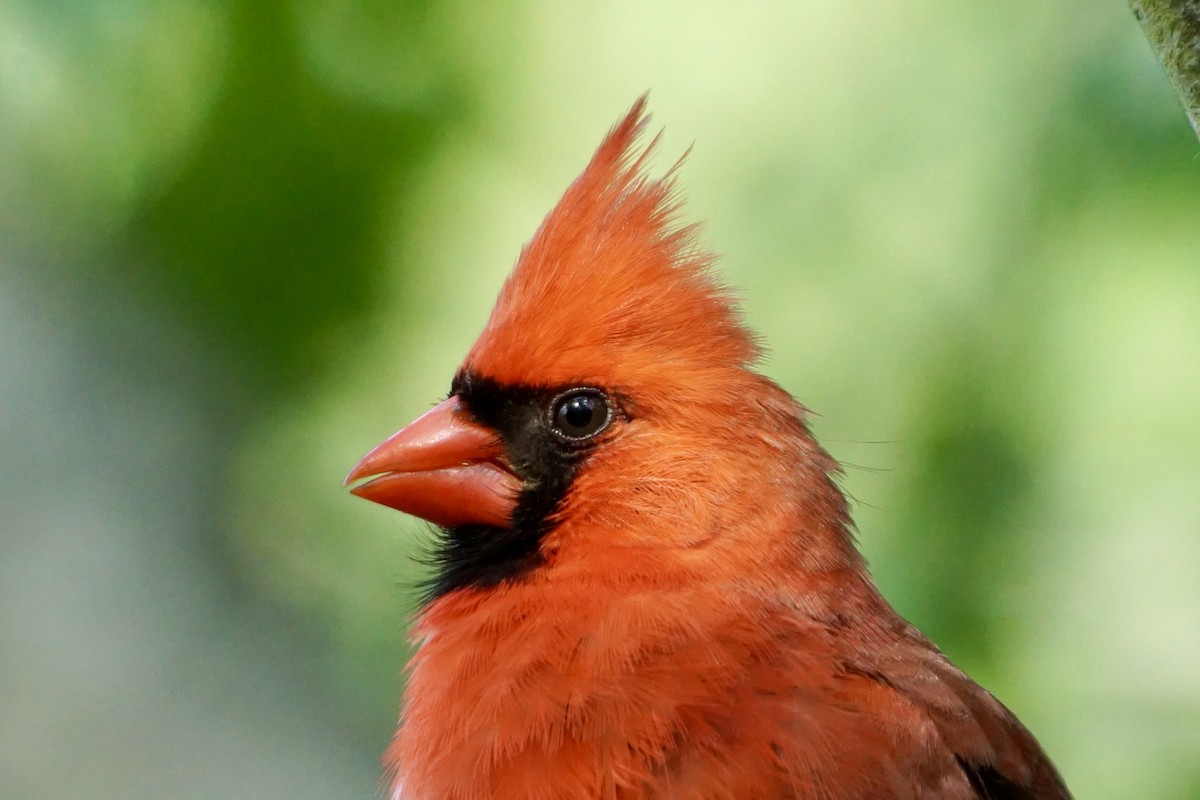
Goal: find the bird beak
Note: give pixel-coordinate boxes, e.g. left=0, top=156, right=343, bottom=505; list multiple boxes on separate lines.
left=344, top=396, right=520, bottom=529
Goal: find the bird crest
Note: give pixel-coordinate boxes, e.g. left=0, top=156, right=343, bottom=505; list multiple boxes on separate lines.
left=465, top=97, right=761, bottom=391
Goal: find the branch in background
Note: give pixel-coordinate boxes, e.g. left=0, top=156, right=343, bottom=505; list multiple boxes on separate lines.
left=1130, top=1, right=1200, bottom=138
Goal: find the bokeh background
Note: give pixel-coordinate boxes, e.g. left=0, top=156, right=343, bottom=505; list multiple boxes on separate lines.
left=3, top=2, right=1198, bottom=798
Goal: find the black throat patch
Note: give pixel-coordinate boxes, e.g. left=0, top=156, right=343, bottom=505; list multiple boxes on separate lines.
left=420, top=370, right=606, bottom=603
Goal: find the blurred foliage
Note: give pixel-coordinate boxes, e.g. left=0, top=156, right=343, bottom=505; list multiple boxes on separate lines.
left=124, top=0, right=454, bottom=391
left=3, top=2, right=1199, bottom=799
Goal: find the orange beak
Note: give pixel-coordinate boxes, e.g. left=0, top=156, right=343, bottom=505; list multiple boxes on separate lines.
left=345, top=396, right=521, bottom=529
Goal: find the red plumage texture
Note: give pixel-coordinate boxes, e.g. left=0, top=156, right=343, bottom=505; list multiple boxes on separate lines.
left=467, top=98, right=758, bottom=392
left=351, top=98, right=1071, bottom=799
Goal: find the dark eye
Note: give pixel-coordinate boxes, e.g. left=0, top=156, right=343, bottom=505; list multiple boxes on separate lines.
left=549, top=389, right=611, bottom=442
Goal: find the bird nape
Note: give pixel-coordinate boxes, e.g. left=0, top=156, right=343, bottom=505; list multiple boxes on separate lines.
left=345, top=98, right=1072, bottom=800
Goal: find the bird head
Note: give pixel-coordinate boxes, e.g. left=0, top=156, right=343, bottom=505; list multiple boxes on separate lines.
left=346, top=98, right=856, bottom=603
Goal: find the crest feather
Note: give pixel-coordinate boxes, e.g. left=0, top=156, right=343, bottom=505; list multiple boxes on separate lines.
left=466, top=97, right=761, bottom=390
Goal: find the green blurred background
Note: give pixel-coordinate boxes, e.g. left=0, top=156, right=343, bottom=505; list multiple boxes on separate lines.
left=2, top=2, right=1198, bottom=798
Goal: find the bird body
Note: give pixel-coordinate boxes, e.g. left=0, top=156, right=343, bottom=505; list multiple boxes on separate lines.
left=348, top=99, right=1071, bottom=799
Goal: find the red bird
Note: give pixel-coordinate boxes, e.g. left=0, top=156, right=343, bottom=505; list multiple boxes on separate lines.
left=346, top=99, right=1071, bottom=800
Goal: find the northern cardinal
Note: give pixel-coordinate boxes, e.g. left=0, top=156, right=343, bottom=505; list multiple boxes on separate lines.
left=346, top=99, right=1071, bottom=800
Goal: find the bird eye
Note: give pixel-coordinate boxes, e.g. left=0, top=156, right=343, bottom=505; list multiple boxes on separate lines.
left=549, top=389, right=611, bottom=443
